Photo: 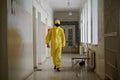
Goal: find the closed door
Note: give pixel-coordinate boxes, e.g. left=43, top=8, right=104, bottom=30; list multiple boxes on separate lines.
left=104, top=0, right=120, bottom=79
left=61, top=25, right=75, bottom=53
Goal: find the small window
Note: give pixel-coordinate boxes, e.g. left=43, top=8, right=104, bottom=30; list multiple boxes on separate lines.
left=68, top=29, right=73, bottom=46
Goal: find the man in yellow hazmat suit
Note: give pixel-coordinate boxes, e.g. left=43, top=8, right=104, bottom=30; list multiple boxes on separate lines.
left=46, top=20, right=66, bottom=72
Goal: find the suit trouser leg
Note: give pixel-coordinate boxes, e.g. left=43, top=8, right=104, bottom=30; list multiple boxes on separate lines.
left=52, top=47, right=62, bottom=68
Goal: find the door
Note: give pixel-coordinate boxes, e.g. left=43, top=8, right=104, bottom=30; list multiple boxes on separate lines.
left=61, top=25, right=76, bottom=53
left=104, top=0, right=120, bottom=79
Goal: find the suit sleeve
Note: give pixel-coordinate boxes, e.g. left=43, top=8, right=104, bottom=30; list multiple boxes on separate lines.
left=46, top=29, right=52, bottom=44
left=61, top=29, right=66, bottom=47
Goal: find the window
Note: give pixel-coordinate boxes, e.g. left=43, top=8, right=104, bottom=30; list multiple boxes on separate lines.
left=91, top=0, right=98, bottom=44
left=68, top=29, right=73, bottom=46
left=80, top=0, right=98, bottom=45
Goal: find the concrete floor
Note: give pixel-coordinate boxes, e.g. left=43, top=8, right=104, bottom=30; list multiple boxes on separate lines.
left=26, top=54, right=100, bottom=80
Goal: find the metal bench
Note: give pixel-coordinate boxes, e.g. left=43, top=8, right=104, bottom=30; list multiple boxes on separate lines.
left=71, top=54, right=90, bottom=68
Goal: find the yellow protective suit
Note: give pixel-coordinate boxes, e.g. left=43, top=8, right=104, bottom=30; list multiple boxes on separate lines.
left=46, top=26, right=65, bottom=68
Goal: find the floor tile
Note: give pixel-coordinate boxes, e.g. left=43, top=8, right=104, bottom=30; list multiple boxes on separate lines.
left=26, top=54, right=100, bottom=80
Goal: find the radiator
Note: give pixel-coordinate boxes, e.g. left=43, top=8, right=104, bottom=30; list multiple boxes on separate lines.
left=79, top=46, right=84, bottom=55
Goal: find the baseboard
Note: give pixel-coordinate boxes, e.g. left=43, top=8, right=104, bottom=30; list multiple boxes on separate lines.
left=23, top=57, right=51, bottom=80
left=24, top=70, right=34, bottom=80
left=38, top=56, right=51, bottom=65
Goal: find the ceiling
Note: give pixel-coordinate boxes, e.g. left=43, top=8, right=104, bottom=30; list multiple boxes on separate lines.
left=48, top=0, right=87, bottom=11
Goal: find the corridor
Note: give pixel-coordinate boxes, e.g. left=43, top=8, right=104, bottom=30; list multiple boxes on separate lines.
left=26, top=54, right=100, bottom=80
left=0, top=0, right=120, bottom=80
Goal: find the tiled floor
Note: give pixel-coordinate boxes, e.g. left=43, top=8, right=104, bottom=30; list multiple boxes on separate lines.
left=26, top=54, right=100, bottom=80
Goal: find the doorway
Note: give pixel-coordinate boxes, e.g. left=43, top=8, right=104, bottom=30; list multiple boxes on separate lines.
left=61, top=25, right=76, bottom=53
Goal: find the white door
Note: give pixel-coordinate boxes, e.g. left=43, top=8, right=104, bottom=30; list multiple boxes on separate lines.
left=61, top=25, right=76, bottom=53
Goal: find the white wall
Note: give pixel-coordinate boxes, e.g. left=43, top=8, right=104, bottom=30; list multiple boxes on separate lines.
left=7, top=0, right=53, bottom=79
left=7, top=0, right=33, bottom=80
left=33, top=0, right=53, bottom=26
left=32, top=0, right=53, bottom=65
left=40, top=0, right=53, bottom=26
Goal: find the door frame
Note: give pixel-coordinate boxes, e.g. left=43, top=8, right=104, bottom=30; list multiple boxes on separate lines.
left=61, top=25, right=76, bottom=53
left=61, top=21, right=79, bottom=53
left=32, top=6, right=37, bottom=69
